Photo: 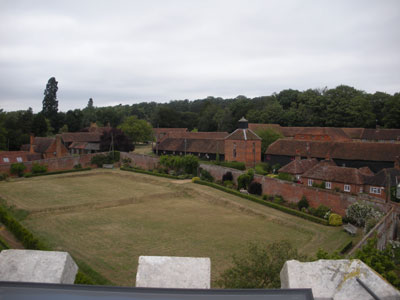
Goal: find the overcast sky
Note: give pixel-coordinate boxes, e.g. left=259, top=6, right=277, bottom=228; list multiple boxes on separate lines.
left=0, top=0, right=399, bottom=112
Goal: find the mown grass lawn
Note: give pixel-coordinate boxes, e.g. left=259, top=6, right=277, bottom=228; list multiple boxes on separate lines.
left=0, top=169, right=355, bottom=286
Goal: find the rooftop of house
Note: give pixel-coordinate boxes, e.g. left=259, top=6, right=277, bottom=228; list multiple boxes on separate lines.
left=156, top=138, right=225, bottom=154
left=266, top=139, right=400, bottom=162
left=361, top=128, right=400, bottom=141
left=61, top=132, right=101, bottom=143
left=278, top=158, right=319, bottom=175
left=225, top=128, right=261, bottom=141
left=294, top=127, right=351, bottom=141
left=0, top=151, right=42, bottom=164
left=364, top=168, right=400, bottom=187
left=21, top=137, right=55, bottom=154
left=302, top=163, right=372, bottom=185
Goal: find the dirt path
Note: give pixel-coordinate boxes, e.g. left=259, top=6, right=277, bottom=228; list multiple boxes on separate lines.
left=0, top=224, right=24, bottom=249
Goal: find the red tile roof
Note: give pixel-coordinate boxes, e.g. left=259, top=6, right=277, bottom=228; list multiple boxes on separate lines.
left=295, top=127, right=351, bottom=141
left=342, top=128, right=364, bottom=139
left=225, top=129, right=261, bottom=140
left=21, top=137, right=55, bottom=154
left=157, top=138, right=225, bottom=154
left=278, top=158, right=319, bottom=175
left=166, top=131, right=228, bottom=139
left=61, top=132, right=101, bottom=143
left=248, top=123, right=283, bottom=134
left=302, top=164, right=371, bottom=185
left=361, top=128, right=400, bottom=141
left=364, top=168, right=400, bottom=187
left=0, top=151, right=41, bottom=164
left=266, top=139, right=400, bottom=162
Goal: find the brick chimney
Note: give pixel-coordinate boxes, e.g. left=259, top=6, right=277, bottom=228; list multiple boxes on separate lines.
left=29, top=134, right=35, bottom=154
left=295, top=149, right=301, bottom=161
left=56, top=134, right=62, bottom=158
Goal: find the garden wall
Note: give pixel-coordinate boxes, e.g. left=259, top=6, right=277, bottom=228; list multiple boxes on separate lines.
left=199, top=163, right=389, bottom=216
left=0, top=152, right=109, bottom=175
left=120, top=152, right=159, bottom=170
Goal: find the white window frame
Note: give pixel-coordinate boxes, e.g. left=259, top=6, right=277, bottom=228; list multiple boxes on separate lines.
left=325, top=182, right=331, bottom=189
left=370, top=186, right=381, bottom=195
left=3, top=157, right=9, bottom=163
left=344, top=184, right=351, bottom=192
left=16, top=157, right=23, bottom=162
left=308, top=179, right=313, bottom=186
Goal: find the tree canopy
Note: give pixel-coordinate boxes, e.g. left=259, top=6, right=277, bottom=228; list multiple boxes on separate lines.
left=118, top=116, right=153, bottom=144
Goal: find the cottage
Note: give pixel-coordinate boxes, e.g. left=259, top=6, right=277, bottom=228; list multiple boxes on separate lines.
left=278, top=151, right=318, bottom=181
left=21, top=135, right=69, bottom=159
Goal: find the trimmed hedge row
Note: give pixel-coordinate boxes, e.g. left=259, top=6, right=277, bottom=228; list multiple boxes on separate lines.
left=120, top=166, right=183, bottom=179
left=0, top=204, right=110, bottom=285
left=24, top=167, right=92, bottom=178
left=193, top=179, right=328, bottom=225
left=339, top=240, right=353, bottom=254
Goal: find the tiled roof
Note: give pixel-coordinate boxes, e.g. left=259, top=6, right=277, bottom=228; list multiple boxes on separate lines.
left=61, top=132, right=101, bottom=143
left=225, top=129, right=261, bottom=140
left=295, top=127, right=351, bottom=141
left=157, top=138, right=225, bottom=154
left=359, top=166, right=374, bottom=176
left=364, top=168, right=400, bottom=187
left=32, top=137, right=54, bottom=153
left=278, top=158, right=319, bottom=175
left=361, top=128, right=400, bottom=141
left=153, top=128, right=188, bottom=135
left=266, top=139, right=400, bottom=162
left=69, top=142, right=100, bottom=151
left=342, top=128, right=364, bottom=139
left=84, top=126, right=113, bottom=134
left=302, top=164, right=370, bottom=185
left=166, top=131, right=228, bottom=139
left=248, top=123, right=283, bottom=134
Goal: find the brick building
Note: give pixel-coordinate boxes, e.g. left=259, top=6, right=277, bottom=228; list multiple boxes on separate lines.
left=21, top=135, right=69, bottom=159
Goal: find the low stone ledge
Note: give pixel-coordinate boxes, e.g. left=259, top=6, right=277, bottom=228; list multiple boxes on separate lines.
left=136, top=256, right=211, bottom=289
left=0, top=249, right=78, bottom=284
left=280, top=259, right=400, bottom=300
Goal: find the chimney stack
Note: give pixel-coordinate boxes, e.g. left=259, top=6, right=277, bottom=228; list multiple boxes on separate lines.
left=295, top=149, right=301, bottom=161
left=29, top=134, right=35, bottom=154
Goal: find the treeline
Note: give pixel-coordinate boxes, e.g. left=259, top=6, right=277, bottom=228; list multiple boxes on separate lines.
left=1, top=85, right=399, bottom=151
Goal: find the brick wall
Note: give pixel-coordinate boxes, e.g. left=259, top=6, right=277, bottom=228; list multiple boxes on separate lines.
left=200, top=163, right=389, bottom=216
left=224, top=139, right=261, bottom=166
left=120, top=152, right=159, bottom=170
left=0, top=152, right=109, bottom=175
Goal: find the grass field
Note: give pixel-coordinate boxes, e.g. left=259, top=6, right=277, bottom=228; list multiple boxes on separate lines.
left=0, top=170, right=355, bottom=286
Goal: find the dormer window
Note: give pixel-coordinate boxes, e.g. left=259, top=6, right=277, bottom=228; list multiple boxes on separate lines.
left=16, top=157, right=23, bottom=162
left=3, top=157, right=9, bottom=163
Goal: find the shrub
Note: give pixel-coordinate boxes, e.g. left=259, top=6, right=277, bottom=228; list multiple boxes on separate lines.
left=262, top=195, right=267, bottom=200
left=329, top=213, right=343, bottom=226
left=32, top=163, right=47, bottom=174
left=346, top=201, right=384, bottom=227
left=297, top=196, right=309, bottom=210
left=248, top=181, right=262, bottom=195
left=160, top=154, right=199, bottom=175
left=255, top=163, right=270, bottom=175
left=223, top=180, right=234, bottom=189
left=10, top=163, right=26, bottom=177
left=200, top=169, right=214, bottom=182
left=122, top=158, right=132, bottom=167
left=237, top=174, right=251, bottom=190
left=271, top=163, right=281, bottom=173
left=222, top=171, right=233, bottom=182
left=73, top=163, right=82, bottom=169
left=308, top=207, right=316, bottom=216
left=365, top=217, right=379, bottom=233
left=277, top=172, right=293, bottom=182
left=216, top=161, right=246, bottom=171
left=273, top=195, right=284, bottom=204
left=217, top=241, right=308, bottom=288
left=315, top=205, right=331, bottom=219
left=0, top=173, right=9, bottom=181
left=192, top=177, right=200, bottom=183
left=91, top=153, right=113, bottom=167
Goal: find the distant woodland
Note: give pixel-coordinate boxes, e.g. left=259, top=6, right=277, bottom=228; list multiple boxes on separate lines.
left=1, top=84, right=399, bottom=151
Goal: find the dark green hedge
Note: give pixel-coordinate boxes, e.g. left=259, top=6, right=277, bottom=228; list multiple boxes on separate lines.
left=193, top=179, right=328, bottom=226
left=0, top=204, right=110, bottom=285
left=120, top=166, right=183, bottom=179
left=24, top=167, right=91, bottom=178
left=339, top=240, right=353, bottom=254
left=215, top=161, right=246, bottom=170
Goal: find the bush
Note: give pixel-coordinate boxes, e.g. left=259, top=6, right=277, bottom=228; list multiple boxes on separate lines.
left=216, top=161, right=246, bottom=171
left=200, top=169, right=214, bottom=182
left=315, top=205, right=330, bottom=219
left=223, top=180, right=234, bottom=189
left=248, top=181, right=262, bottom=195
left=346, top=201, right=384, bottom=227
left=262, top=194, right=267, bottom=200
left=273, top=195, right=284, bottom=204
left=297, top=196, right=309, bottom=210
left=122, top=158, right=132, bottom=167
left=365, top=217, right=379, bottom=233
left=217, top=241, right=308, bottom=288
left=91, top=154, right=113, bottom=167
left=10, top=163, right=26, bottom=177
left=329, top=213, right=343, bottom=226
left=73, top=163, right=82, bottom=169
left=160, top=154, right=199, bottom=175
left=277, top=172, right=293, bottom=182
left=0, top=173, right=9, bottom=181
left=24, top=167, right=91, bottom=178
left=32, top=163, right=47, bottom=174
left=271, top=163, right=281, bottom=173
left=222, top=171, right=233, bottom=182
left=192, top=177, right=200, bottom=183
left=255, top=163, right=270, bottom=175
left=237, top=174, right=251, bottom=190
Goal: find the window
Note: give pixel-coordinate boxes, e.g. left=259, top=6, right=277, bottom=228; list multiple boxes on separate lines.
left=325, top=182, right=331, bottom=189
left=370, top=187, right=381, bottom=194
left=3, top=157, right=9, bottom=163
left=344, top=185, right=351, bottom=192
left=16, top=157, right=23, bottom=162
left=296, top=175, right=300, bottom=180
left=308, top=179, right=313, bottom=186
left=360, top=187, right=363, bottom=193
left=233, top=143, right=237, bottom=158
